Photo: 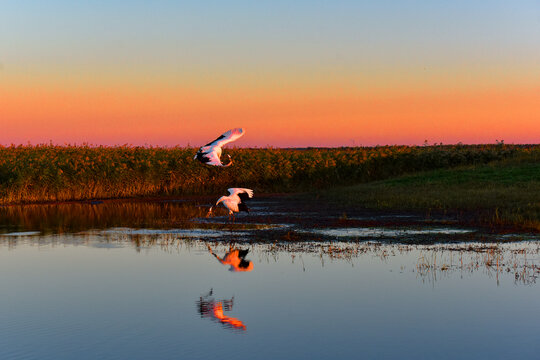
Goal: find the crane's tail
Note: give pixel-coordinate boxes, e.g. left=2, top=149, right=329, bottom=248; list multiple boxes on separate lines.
left=221, top=154, right=233, bottom=167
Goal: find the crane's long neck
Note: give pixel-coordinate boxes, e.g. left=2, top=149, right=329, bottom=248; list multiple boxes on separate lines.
left=207, top=196, right=225, bottom=217
left=220, top=154, right=233, bottom=167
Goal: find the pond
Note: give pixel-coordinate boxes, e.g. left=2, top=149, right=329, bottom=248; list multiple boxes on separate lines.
left=1, top=199, right=539, bottom=360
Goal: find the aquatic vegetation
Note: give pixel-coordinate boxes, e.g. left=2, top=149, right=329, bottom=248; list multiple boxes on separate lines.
left=0, top=143, right=537, bottom=204
left=3, top=234, right=537, bottom=285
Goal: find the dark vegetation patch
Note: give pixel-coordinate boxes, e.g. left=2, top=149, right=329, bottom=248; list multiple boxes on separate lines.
left=316, top=157, right=540, bottom=232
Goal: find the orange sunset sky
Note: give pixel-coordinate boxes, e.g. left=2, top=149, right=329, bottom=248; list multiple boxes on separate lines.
left=1, top=1, right=539, bottom=147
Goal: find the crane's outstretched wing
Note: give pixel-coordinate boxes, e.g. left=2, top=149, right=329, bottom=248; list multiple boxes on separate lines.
left=227, top=188, right=253, bottom=199
left=227, top=188, right=253, bottom=213
left=194, top=128, right=245, bottom=166
left=195, top=150, right=223, bottom=166
left=204, top=128, right=244, bottom=149
left=227, top=188, right=254, bottom=201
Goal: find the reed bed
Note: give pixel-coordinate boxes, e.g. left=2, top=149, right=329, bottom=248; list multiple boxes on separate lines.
left=0, top=143, right=536, bottom=205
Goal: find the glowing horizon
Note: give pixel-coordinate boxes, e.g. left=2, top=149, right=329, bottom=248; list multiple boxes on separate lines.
left=1, top=1, right=540, bottom=147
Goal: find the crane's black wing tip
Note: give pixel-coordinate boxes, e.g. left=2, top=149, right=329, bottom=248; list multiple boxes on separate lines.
left=238, top=203, right=250, bottom=213
left=203, top=134, right=226, bottom=147
left=195, top=152, right=211, bottom=163
left=238, top=192, right=251, bottom=202
left=238, top=249, right=249, bottom=258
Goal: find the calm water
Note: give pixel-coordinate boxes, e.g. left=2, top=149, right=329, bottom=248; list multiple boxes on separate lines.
left=0, top=201, right=539, bottom=359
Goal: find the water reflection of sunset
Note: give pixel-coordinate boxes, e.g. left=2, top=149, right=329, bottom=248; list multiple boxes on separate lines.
left=197, top=290, right=247, bottom=331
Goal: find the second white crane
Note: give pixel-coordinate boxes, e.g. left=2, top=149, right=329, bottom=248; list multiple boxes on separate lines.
left=207, top=188, right=254, bottom=222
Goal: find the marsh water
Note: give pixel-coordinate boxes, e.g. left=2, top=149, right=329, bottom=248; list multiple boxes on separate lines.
left=1, top=199, right=539, bottom=360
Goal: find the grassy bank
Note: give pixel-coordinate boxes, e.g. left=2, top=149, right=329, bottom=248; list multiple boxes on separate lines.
left=0, top=144, right=538, bottom=209
left=319, top=156, right=540, bottom=231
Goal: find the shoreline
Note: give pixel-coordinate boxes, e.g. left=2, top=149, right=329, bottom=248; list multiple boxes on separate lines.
left=0, top=194, right=537, bottom=244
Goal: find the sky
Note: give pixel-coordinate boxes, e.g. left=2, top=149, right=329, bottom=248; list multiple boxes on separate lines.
left=1, top=1, right=539, bottom=147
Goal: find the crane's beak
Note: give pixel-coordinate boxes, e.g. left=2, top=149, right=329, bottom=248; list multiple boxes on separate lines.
left=206, top=207, right=213, bottom=218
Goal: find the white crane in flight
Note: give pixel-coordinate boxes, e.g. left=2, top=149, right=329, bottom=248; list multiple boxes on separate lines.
left=194, top=128, right=245, bottom=167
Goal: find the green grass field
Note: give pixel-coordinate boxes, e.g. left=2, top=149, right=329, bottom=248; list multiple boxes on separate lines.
left=319, top=157, right=540, bottom=231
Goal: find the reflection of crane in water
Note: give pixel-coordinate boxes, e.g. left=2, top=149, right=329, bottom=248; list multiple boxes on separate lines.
left=208, top=245, right=254, bottom=272
left=196, top=289, right=247, bottom=331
